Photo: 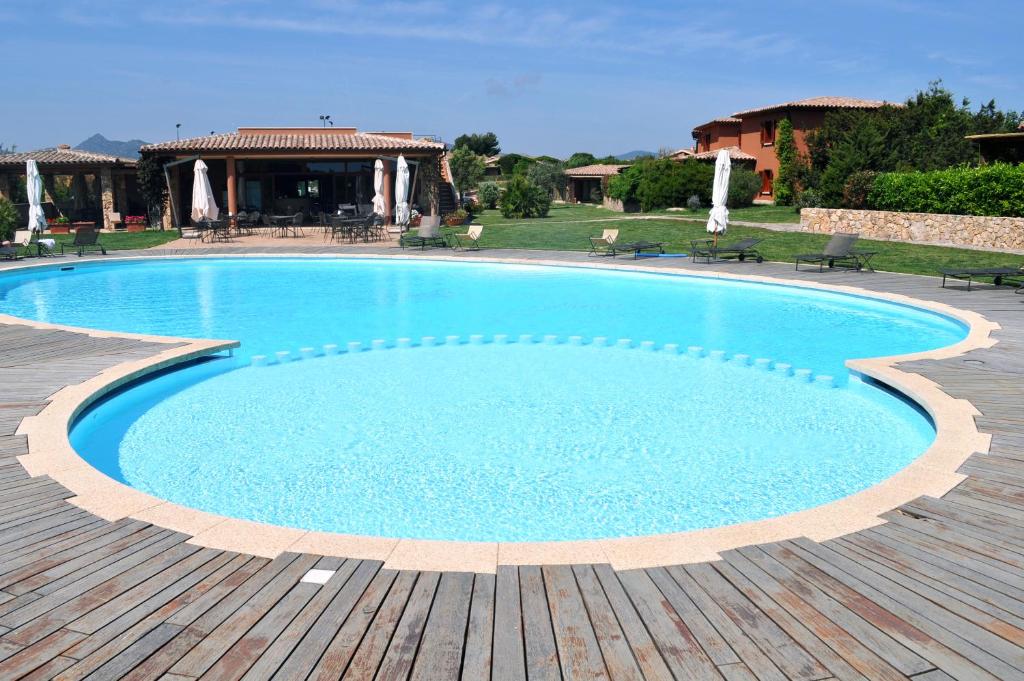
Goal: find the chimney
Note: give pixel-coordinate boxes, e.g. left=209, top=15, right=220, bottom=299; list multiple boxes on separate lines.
left=58, top=144, right=71, bottom=150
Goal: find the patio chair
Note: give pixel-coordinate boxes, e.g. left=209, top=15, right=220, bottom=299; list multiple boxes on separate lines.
left=690, top=237, right=764, bottom=263
left=452, top=224, right=483, bottom=250
left=1, top=230, right=30, bottom=259
left=939, top=265, right=1023, bottom=291
left=794, top=232, right=875, bottom=272
left=589, top=229, right=619, bottom=256
left=60, top=229, right=106, bottom=257
left=400, top=216, right=446, bottom=249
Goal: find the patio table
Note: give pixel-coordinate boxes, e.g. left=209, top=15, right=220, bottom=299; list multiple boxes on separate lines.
left=270, top=215, right=301, bottom=238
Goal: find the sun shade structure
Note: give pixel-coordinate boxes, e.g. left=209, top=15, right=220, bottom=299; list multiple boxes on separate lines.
left=394, top=155, right=410, bottom=226
left=707, top=149, right=731, bottom=243
left=372, top=159, right=386, bottom=217
left=190, top=160, right=219, bottom=222
left=25, top=161, right=45, bottom=233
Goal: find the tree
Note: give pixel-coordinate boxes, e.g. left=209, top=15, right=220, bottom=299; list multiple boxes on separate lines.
left=526, top=161, right=566, bottom=195
left=497, top=153, right=530, bottom=176
left=136, top=156, right=168, bottom=229
left=564, top=152, right=597, bottom=169
left=608, top=159, right=714, bottom=211
left=448, top=147, right=486, bottom=197
left=453, top=132, right=500, bottom=157
left=0, top=197, right=17, bottom=241
left=478, top=182, right=502, bottom=209
left=0, top=143, right=15, bottom=154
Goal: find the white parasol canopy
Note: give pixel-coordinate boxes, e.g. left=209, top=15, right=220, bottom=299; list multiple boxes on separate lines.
left=394, top=155, right=410, bottom=226
left=26, top=161, right=45, bottom=233
left=372, top=159, right=386, bottom=217
left=706, top=149, right=731, bottom=237
left=190, top=159, right=219, bottom=222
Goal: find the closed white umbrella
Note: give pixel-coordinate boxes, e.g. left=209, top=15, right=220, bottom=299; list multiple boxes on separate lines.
left=190, top=160, right=219, bottom=222
left=25, top=161, right=45, bottom=233
left=706, top=149, right=731, bottom=246
left=394, top=155, right=410, bottom=226
left=372, top=159, right=386, bottom=217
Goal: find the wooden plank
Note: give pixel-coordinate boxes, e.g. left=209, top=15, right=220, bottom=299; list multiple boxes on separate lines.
left=519, top=565, right=561, bottom=681
left=332, top=570, right=418, bottom=679
left=541, top=565, right=608, bottom=680
left=376, top=571, right=441, bottom=681
left=616, top=568, right=722, bottom=680
left=0, top=628, right=84, bottom=679
left=409, top=571, right=473, bottom=681
left=270, top=561, right=387, bottom=681
left=492, top=565, right=527, bottom=681
left=646, top=566, right=739, bottom=667
left=460, top=572, right=495, bottom=681
left=571, top=565, right=647, bottom=681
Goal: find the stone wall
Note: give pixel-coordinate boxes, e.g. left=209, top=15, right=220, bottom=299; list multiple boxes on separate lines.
left=801, top=208, right=1024, bottom=251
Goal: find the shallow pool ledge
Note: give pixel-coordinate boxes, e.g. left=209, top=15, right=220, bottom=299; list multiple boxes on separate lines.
left=7, top=254, right=1000, bottom=573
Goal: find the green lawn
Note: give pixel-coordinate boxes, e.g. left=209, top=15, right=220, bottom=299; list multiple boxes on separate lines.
left=649, top=204, right=802, bottom=224
left=45, top=230, right=180, bottom=252
left=469, top=205, right=1021, bottom=277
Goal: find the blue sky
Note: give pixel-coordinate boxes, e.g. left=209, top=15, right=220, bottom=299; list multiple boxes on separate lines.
left=2, top=0, right=1021, bottom=157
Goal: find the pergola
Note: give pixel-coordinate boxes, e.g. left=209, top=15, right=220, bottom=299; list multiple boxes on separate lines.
left=140, top=127, right=447, bottom=228
left=0, top=145, right=138, bottom=229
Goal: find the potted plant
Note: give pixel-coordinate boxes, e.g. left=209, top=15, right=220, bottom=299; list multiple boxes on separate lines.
left=444, top=208, right=469, bottom=227
left=125, top=215, right=147, bottom=232
left=409, top=208, right=422, bottom=228
left=48, top=216, right=71, bottom=234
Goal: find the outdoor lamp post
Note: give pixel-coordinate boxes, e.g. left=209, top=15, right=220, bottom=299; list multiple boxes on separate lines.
left=319, top=114, right=332, bottom=127
left=175, top=123, right=181, bottom=140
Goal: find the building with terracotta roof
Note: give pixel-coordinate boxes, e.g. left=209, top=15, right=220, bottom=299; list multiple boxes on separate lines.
left=691, top=97, right=893, bottom=201
left=0, top=144, right=140, bottom=230
left=965, top=121, right=1024, bottom=165
left=562, top=164, right=628, bottom=203
left=140, top=127, right=449, bottom=227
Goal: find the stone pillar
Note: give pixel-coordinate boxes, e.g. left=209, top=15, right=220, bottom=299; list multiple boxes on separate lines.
left=99, top=168, right=114, bottom=229
left=0, top=174, right=9, bottom=201
left=164, top=165, right=181, bottom=230
left=116, top=173, right=129, bottom=216
left=226, top=157, right=237, bottom=217
left=382, top=160, right=393, bottom=224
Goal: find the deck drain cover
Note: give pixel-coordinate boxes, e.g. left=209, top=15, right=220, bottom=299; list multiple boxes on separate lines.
left=301, top=569, right=336, bottom=585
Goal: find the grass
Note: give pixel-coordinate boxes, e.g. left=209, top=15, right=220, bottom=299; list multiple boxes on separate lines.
left=469, top=205, right=1021, bottom=277
left=45, top=230, right=180, bottom=252
left=649, top=204, right=802, bottom=224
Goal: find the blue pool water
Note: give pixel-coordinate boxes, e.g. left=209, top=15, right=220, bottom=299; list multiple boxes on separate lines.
left=1, top=259, right=966, bottom=541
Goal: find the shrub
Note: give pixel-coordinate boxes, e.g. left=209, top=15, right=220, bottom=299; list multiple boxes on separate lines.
left=608, top=159, right=714, bottom=211
left=867, top=163, right=1024, bottom=217
left=589, top=185, right=603, bottom=202
left=499, top=176, right=552, bottom=218
left=842, top=170, right=878, bottom=209
left=0, top=196, right=16, bottom=241
left=448, top=147, right=486, bottom=196
left=726, top=169, right=761, bottom=208
left=774, top=118, right=800, bottom=205
left=136, top=156, right=168, bottom=227
left=686, top=194, right=702, bottom=210
left=795, top=189, right=822, bottom=211
left=477, top=182, right=502, bottom=209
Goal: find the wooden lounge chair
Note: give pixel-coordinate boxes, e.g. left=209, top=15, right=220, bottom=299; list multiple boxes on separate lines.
left=451, top=224, right=483, bottom=250
left=690, top=237, right=764, bottom=263
left=399, top=216, right=446, bottom=250
left=589, top=229, right=619, bottom=256
left=60, top=229, right=106, bottom=257
left=1, top=230, right=32, bottom=259
left=940, top=265, right=1023, bottom=291
left=794, top=232, right=875, bottom=272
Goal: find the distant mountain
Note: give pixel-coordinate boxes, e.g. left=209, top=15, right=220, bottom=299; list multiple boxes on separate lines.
left=615, top=150, right=655, bottom=161
left=74, top=134, right=149, bottom=158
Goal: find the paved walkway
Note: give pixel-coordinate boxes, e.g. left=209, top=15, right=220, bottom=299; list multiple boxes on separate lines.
left=0, top=248, right=1023, bottom=679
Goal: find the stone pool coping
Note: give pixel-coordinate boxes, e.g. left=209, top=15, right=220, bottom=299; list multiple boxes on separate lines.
left=6, top=252, right=998, bottom=573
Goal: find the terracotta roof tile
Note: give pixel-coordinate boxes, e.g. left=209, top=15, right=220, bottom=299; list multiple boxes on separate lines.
left=692, top=117, right=742, bottom=131
left=563, top=164, right=628, bottom=177
left=732, top=96, right=891, bottom=117
left=141, top=131, right=445, bottom=155
left=0, top=146, right=136, bottom=168
left=691, top=146, right=757, bottom=162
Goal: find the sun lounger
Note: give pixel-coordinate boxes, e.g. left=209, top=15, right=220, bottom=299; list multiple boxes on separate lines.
left=400, top=216, right=446, bottom=250
left=794, top=232, right=875, bottom=272
left=690, top=237, right=764, bottom=263
left=60, top=229, right=106, bottom=257
left=611, top=240, right=666, bottom=259
left=451, top=224, right=483, bottom=250
left=939, top=266, right=1023, bottom=290
left=588, top=229, right=619, bottom=256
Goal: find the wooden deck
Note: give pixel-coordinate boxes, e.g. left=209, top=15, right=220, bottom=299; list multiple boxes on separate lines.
left=1, top=248, right=1024, bottom=680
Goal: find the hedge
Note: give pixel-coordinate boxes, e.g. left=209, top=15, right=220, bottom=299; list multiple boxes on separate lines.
left=867, top=163, right=1024, bottom=217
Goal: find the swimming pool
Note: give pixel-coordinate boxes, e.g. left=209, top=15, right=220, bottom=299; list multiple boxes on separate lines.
left=1, top=258, right=967, bottom=542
